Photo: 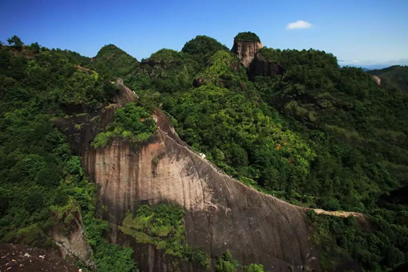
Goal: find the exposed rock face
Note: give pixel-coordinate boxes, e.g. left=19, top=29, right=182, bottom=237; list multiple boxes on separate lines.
left=248, top=53, right=285, bottom=80
left=82, top=116, right=320, bottom=271
left=59, top=83, right=321, bottom=272
left=372, top=75, right=381, bottom=85
left=231, top=41, right=263, bottom=68
left=51, top=211, right=93, bottom=267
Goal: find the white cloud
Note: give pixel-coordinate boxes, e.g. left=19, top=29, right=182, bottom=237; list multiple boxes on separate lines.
left=286, top=20, right=312, bottom=30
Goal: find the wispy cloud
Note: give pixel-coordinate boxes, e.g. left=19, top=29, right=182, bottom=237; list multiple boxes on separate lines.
left=338, top=58, right=408, bottom=68
left=286, top=20, right=312, bottom=30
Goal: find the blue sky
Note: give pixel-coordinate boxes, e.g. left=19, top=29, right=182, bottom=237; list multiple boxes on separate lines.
left=1, top=0, right=407, bottom=67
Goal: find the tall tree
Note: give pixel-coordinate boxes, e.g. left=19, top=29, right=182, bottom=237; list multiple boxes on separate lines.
left=7, top=35, right=24, bottom=50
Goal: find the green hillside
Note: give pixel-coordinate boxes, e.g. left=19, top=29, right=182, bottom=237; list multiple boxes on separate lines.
left=1, top=34, right=408, bottom=271
left=369, top=65, right=408, bottom=94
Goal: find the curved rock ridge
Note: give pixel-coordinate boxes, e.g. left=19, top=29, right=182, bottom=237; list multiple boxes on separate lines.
left=81, top=108, right=321, bottom=272
left=57, top=82, right=321, bottom=271
left=231, top=41, right=263, bottom=68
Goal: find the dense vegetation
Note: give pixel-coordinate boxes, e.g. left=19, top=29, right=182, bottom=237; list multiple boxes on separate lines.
left=120, top=204, right=210, bottom=269
left=215, top=251, right=264, bottom=272
left=306, top=210, right=408, bottom=271
left=1, top=33, right=408, bottom=271
left=182, top=35, right=229, bottom=62
left=369, top=65, right=408, bottom=94
left=0, top=40, right=136, bottom=271
left=93, top=103, right=156, bottom=148
left=234, top=32, right=261, bottom=43
left=88, top=44, right=139, bottom=83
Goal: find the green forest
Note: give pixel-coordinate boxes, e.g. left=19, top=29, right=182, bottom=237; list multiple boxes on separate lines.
left=369, top=65, right=408, bottom=94
left=1, top=33, right=408, bottom=271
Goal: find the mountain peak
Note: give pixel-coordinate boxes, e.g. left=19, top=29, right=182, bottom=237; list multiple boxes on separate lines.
left=231, top=32, right=263, bottom=67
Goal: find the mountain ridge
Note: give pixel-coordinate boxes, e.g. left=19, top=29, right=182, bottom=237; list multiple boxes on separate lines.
left=1, top=33, right=408, bottom=272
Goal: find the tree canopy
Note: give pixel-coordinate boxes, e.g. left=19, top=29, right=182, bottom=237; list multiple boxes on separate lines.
left=234, top=32, right=261, bottom=43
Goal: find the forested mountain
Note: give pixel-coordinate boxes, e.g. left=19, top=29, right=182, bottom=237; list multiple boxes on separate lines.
left=369, top=65, right=408, bottom=94
left=0, top=33, right=408, bottom=272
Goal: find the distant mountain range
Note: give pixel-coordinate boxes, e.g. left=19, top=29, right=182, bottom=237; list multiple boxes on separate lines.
left=368, top=65, right=408, bottom=94
left=341, top=61, right=408, bottom=71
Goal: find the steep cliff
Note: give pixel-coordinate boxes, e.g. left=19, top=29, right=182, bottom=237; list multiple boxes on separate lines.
left=85, top=133, right=319, bottom=271
left=58, top=78, right=322, bottom=271
left=81, top=110, right=321, bottom=272
left=231, top=33, right=263, bottom=68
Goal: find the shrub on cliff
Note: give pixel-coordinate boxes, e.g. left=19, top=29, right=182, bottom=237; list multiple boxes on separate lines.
left=215, top=251, right=238, bottom=272
left=120, top=204, right=210, bottom=269
left=93, top=103, right=156, bottom=148
left=244, top=264, right=264, bottom=272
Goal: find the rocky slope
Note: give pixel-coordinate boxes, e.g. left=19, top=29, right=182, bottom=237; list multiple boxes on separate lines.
left=57, top=82, right=323, bottom=271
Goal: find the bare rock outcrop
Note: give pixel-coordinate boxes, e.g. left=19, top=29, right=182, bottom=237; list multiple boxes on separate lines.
left=81, top=112, right=320, bottom=272
left=231, top=41, right=263, bottom=68
left=372, top=75, right=381, bottom=85
left=51, top=211, right=93, bottom=268
left=58, top=82, right=321, bottom=272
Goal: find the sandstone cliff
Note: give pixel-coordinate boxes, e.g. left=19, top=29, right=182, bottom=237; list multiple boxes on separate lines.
left=372, top=75, right=381, bottom=85
left=231, top=41, right=263, bottom=68
left=84, top=111, right=320, bottom=272
left=58, top=82, right=321, bottom=272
